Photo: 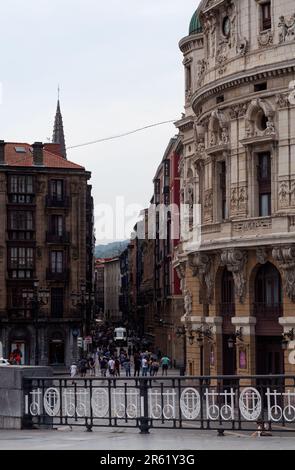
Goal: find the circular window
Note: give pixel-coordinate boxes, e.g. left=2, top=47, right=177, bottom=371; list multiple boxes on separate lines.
left=222, top=16, right=231, bottom=37
left=256, top=110, right=268, bottom=131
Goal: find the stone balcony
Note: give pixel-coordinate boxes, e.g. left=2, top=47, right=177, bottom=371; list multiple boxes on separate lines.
left=191, top=214, right=295, bottom=252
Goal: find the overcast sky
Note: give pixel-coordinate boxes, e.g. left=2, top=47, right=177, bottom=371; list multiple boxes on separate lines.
left=0, top=0, right=199, bottom=243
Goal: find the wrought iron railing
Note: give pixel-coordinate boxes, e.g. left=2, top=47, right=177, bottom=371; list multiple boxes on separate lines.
left=23, top=375, right=295, bottom=434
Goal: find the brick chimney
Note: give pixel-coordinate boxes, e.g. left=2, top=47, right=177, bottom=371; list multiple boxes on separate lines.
left=0, top=140, right=6, bottom=165
left=32, top=142, right=44, bottom=166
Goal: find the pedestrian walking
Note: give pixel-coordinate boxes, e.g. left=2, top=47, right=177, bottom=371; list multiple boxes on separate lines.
left=141, top=356, right=149, bottom=376
left=122, top=357, right=131, bottom=377
left=79, top=357, right=88, bottom=377
left=108, top=357, right=115, bottom=376
left=161, top=355, right=170, bottom=376
left=134, top=354, right=141, bottom=377
left=70, top=363, right=77, bottom=378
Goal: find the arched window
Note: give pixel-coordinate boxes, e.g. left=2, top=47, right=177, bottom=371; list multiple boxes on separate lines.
left=254, top=263, right=282, bottom=316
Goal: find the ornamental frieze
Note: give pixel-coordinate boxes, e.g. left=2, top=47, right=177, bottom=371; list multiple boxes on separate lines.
left=276, top=93, right=290, bottom=109
left=233, top=218, right=272, bottom=232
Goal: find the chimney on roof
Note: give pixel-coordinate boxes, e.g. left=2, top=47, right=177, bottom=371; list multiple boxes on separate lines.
left=32, top=142, right=44, bottom=166
left=0, top=141, right=6, bottom=165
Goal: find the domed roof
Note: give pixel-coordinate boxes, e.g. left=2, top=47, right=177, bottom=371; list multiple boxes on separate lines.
left=189, top=10, right=203, bottom=35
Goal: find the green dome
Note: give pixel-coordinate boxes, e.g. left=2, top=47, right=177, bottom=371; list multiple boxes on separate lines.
left=189, top=10, right=203, bottom=35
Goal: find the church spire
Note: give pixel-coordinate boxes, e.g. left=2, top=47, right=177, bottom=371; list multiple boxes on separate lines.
left=52, top=87, right=67, bottom=159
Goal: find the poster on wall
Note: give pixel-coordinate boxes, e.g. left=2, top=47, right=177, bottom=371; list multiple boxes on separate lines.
left=10, top=342, right=25, bottom=365
left=239, top=348, right=247, bottom=370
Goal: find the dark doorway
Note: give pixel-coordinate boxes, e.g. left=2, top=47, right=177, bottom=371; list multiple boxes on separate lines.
left=223, top=335, right=236, bottom=375
left=49, top=332, right=65, bottom=365
left=256, top=336, right=284, bottom=375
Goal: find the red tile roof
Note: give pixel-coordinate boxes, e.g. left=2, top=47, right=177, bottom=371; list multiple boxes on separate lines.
left=3, top=143, right=84, bottom=170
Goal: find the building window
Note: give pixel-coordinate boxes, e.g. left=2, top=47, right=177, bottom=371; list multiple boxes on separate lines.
left=257, top=152, right=271, bottom=216
left=261, top=1, right=271, bottom=31
left=8, top=175, right=34, bottom=203
left=8, top=247, right=34, bottom=278
left=185, top=65, right=192, bottom=92
left=163, top=160, right=170, bottom=188
left=219, top=161, right=227, bottom=220
left=51, top=288, right=64, bottom=318
left=8, top=211, right=34, bottom=241
left=50, top=251, right=64, bottom=273
left=50, top=215, right=64, bottom=236
left=9, top=211, right=33, bottom=230
left=50, top=180, right=64, bottom=201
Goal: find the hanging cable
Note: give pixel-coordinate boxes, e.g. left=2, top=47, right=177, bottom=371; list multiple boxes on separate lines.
left=66, top=119, right=177, bottom=150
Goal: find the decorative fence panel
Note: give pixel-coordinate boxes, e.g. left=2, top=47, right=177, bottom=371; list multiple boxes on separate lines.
left=22, top=375, right=295, bottom=433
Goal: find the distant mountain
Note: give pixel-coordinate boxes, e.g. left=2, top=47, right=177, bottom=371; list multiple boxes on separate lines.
left=95, top=241, right=129, bottom=259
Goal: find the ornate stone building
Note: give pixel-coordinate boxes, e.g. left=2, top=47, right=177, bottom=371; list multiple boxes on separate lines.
left=0, top=102, right=94, bottom=367
left=174, top=0, right=295, bottom=376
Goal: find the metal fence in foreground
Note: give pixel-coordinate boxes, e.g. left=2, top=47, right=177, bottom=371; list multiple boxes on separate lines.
left=22, top=375, right=295, bottom=434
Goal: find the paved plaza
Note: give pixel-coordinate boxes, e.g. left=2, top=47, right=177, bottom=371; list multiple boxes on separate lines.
left=0, top=427, right=294, bottom=450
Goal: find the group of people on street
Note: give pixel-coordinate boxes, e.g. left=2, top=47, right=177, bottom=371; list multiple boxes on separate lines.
left=69, top=348, right=171, bottom=378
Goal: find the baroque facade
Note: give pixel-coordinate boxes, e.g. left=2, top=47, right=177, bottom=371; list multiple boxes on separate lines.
left=174, top=0, right=295, bottom=376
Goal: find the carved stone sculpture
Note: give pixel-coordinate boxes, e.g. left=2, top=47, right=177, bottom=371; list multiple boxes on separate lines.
left=272, top=245, right=295, bottom=302
left=221, top=249, right=248, bottom=303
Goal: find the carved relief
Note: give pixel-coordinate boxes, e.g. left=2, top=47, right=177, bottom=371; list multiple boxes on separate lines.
left=229, top=103, right=248, bottom=119
left=204, top=189, right=213, bottom=222
left=272, top=245, right=295, bottom=302
left=258, top=30, right=273, bottom=48
left=276, top=93, right=290, bottom=109
left=278, top=14, right=295, bottom=43
left=231, top=186, right=248, bottom=213
left=278, top=181, right=290, bottom=208
left=264, top=119, right=276, bottom=136
left=221, top=249, right=248, bottom=303
left=256, top=247, right=268, bottom=265
left=189, top=252, right=214, bottom=304
left=197, top=59, right=208, bottom=86
left=184, top=289, right=192, bottom=316
left=233, top=219, right=272, bottom=232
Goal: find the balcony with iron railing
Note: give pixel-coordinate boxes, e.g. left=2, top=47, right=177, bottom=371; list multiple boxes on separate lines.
left=253, top=302, right=283, bottom=318
left=46, top=268, right=69, bottom=282
left=45, top=196, right=70, bottom=208
left=45, top=231, right=70, bottom=244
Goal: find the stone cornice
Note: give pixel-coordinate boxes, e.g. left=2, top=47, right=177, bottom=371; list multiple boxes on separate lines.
left=191, top=59, right=295, bottom=113
left=174, top=116, right=194, bottom=132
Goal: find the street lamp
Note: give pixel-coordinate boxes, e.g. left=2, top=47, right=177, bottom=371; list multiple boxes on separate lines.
left=22, top=281, right=49, bottom=365
left=71, top=281, right=95, bottom=355
left=176, top=325, right=187, bottom=375
left=227, top=327, right=243, bottom=349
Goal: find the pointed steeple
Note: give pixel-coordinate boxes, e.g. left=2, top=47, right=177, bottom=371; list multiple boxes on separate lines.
left=52, top=88, right=67, bottom=159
